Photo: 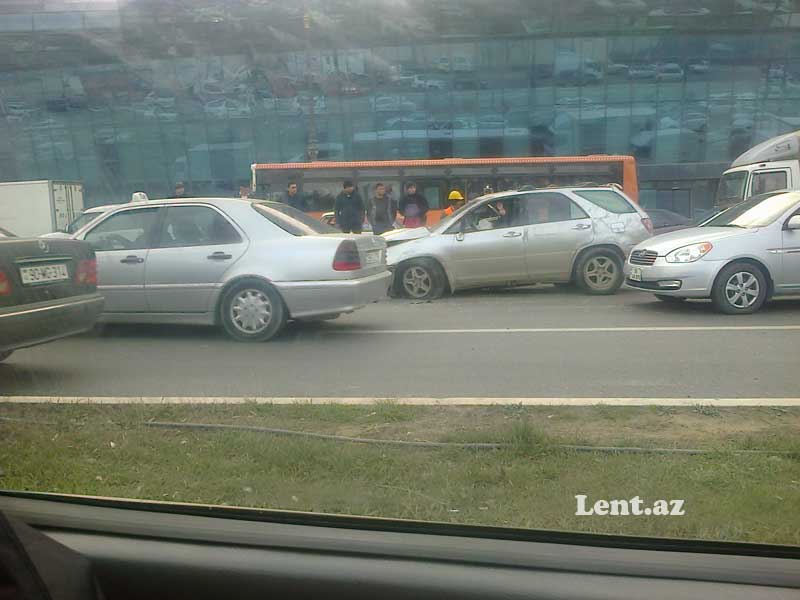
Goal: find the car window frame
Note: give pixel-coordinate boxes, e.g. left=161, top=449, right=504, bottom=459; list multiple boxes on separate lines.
left=452, top=196, right=527, bottom=234
left=749, top=169, right=789, bottom=197
left=523, top=191, right=590, bottom=225
left=571, top=189, right=636, bottom=215
left=153, top=203, right=245, bottom=250
left=80, top=206, right=163, bottom=252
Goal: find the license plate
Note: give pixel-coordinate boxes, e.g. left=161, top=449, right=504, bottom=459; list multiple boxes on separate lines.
left=629, top=266, right=643, bottom=282
left=20, top=263, right=69, bottom=285
left=364, top=251, right=381, bottom=267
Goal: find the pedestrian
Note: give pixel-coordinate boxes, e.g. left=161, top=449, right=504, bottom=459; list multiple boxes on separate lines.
left=399, top=182, right=429, bottom=228
left=239, top=185, right=251, bottom=199
left=442, top=190, right=465, bottom=217
left=366, top=182, right=397, bottom=235
left=283, top=181, right=305, bottom=211
left=174, top=181, right=187, bottom=198
left=334, top=180, right=365, bottom=234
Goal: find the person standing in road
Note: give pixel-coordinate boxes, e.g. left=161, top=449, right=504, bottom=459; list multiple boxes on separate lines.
left=399, top=182, right=429, bottom=228
left=284, top=181, right=306, bottom=211
left=442, top=189, right=465, bottom=217
left=367, top=182, right=397, bottom=235
left=334, top=180, right=365, bottom=234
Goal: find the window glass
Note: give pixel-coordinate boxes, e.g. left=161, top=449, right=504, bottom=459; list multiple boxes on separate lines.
left=252, top=203, right=332, bottom=236
left=524, top=192, right=588, bottom=224
left=751, top=171, right=788, bottom=196
left=573, top=190, right=636, bottom=214
left=83, top=208, right=159, bottom=251
left=464, top=197, right=526, bottom=231
left=715, top=171, right=748, bottom=206
left=159, top=206, right=242, bottom=248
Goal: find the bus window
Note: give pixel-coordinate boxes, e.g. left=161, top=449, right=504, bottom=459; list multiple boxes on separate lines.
left=300, top=180, right=340, bottom=212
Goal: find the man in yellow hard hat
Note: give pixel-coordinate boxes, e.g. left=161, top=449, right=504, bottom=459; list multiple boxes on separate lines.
left=443, top=190, right=465, bottom=217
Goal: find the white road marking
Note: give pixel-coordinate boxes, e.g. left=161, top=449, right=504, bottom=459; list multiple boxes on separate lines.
left=333, top=325, right=800, bottom=334
left=2, top=396, right=799, bottom=406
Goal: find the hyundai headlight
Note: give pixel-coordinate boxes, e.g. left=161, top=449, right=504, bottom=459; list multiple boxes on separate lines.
left=665, top=242, right=713, bottom=263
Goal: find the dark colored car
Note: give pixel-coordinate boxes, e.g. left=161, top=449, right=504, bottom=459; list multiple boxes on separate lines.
left=0, top=237, right=104, bottom=362
left=645, top=208, right=693, bottom=233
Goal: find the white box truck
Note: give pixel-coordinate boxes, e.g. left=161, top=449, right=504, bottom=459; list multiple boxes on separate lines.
left=0, top=180, right=84, bottom=237
left=715, top=129, right=799, bottom=207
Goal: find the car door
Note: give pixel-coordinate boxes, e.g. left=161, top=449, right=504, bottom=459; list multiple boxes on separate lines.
left=520, top=192, right=595, bottom=281
left=779, top=208, right=800, bottom=292
left=445, top=197, right=528, bottom=287
left=81, top=207, right=161, bottom=312
left=145, top=204, right=247, bottom=313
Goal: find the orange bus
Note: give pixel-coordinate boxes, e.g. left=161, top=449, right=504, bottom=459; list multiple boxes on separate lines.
left=251, top=155, right=638, bottom=225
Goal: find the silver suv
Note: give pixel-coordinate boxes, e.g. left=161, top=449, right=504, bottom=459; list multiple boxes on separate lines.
left=385, top=187, right=653, bottom=299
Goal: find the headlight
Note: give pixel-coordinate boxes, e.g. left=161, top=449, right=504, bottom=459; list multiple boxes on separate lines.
left=665, top=242, right=713, bottom=263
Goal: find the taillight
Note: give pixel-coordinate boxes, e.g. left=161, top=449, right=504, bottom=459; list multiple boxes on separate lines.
left=75, top=258, right=98, bottom=285
left=642, top=217, right=654, bottom=234
left=0, top=270, right=11, bottom=296
left=332, top=240, right=361, bottom=271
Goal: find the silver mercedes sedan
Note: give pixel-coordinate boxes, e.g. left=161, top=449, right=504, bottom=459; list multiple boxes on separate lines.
left=624, top=190, right=800, bottom=314
left=385, top=187, right=652, bottom=299
left=71, top=198, right=391, bottom=341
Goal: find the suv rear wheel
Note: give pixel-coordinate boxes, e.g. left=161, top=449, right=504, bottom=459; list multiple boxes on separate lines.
left=575, top=249, right=624, bottom=295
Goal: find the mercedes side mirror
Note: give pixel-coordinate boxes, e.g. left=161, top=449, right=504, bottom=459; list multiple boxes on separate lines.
left=787, top=215, right=800, bottom=230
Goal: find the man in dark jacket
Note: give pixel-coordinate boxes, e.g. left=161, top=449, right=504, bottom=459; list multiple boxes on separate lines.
left=283, top=181, right=306, bottom=211
left=334, top=180, right=365, bottom=234
left=399, top=182, right=429, bottom=228
left=367, top=182, right=397, bottom=235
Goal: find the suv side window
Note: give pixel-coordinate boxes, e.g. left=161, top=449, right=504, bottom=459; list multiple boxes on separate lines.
left=463, top=197, right=527, bottom=232
left=158, top=206, right=242, bottom=248
left=572, top=190, right=635, bottom=214
left=523, top=192, right=588, bottom=225
left=83, top=208, right=160, bottom=251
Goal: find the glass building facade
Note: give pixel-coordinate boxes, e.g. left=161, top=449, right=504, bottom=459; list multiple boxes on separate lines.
left=1, top=0, right=798, bottom=216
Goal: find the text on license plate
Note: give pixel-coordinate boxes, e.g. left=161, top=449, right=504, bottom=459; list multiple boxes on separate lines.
left=20, top=263, right=69, bottom=285
left=629, top=267, right=643, bottom=282
left=364, top=251, right=381, bottom=267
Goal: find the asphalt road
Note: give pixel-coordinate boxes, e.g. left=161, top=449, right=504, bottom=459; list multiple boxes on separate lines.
left=2, top=286, right=799, bottom=399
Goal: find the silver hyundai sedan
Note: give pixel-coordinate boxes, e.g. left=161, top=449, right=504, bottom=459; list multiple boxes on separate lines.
left=72, top=198, right=391, bottom=341
left=624, top=190, right=800, bottom=314
left=385, top=187, right=652, bottom=299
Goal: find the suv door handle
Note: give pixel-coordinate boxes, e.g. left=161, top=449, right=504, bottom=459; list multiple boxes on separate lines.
left=502, top=231, right=522, bottom=238
left=572, top=223, right=592, bottom=230
left=207, top=251, right=233, bottom=260
left=120, top=255, right=144, bottom=264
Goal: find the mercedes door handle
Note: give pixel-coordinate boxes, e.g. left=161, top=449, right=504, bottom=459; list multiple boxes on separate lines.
left=502, top=231, right=522, bottom=238
left=572, top=224, right=592, bottom=230
left=120, top=255, right=144, bottom=264
left=207, top=252, right=233, bottom=260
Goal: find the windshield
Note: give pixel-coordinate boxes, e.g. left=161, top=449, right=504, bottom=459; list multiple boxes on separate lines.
left=66, top=212, right=99, bottom=234
left=702, top=192, right=799, bottom=228
left=715, top=171, right=748, bottom=207
left=3, top=0, right=800, bottom=553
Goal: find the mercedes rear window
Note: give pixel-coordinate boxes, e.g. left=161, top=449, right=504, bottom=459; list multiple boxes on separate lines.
left=252, top=203, right=333, bottom=236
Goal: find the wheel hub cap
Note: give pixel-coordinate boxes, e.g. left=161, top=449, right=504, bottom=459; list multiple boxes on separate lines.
left=231, top=289, right=272, bottom=333
left=725, top=272, right=759, bottom=309
left=403, top=266, right=432, bottom=298
left=585, top=257, right=616, bottom=290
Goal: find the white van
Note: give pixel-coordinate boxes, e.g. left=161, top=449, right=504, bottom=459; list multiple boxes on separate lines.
left=715, top=129, right=799, bottom=206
